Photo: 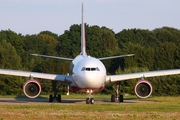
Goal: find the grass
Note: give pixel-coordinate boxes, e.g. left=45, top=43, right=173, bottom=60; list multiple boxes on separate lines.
left=0, top=95, right=180, bottom=120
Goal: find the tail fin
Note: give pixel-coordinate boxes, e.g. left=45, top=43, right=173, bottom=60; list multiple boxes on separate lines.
left=81, top=3, right=87, bottom=57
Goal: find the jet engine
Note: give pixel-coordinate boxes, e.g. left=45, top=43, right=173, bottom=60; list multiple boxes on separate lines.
left=134, top=80, right=152, bottom=98
left=23, top=80, right=41, bottom=98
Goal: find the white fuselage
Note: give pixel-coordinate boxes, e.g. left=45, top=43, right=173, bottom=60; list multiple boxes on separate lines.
left=69, top=55, right=106, bottom=93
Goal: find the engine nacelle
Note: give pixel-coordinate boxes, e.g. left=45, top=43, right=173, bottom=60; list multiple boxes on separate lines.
left=134, top=80, right=152, bottom=98
left=23, top=79, right=42, bottom=98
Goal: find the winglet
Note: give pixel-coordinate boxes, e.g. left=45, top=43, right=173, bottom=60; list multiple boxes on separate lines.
left=81, top=3, right=87, bottom=57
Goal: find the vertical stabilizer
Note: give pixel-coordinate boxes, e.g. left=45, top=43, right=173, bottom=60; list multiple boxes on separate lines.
left=81, top=3, right=87, bottom=57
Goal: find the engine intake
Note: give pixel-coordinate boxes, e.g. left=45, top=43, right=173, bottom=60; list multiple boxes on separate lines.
left=23, top=80, right=41, bottom=98
left=134, top=80, right=152, bottom=98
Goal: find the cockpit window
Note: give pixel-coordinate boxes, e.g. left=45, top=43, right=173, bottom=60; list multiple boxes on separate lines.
left=81, top=67, right=86, bottom=71
left=96, top=67, right=100, bottom=71
left=91, top=68, right=96, bottom=71
left=86, top=68, right=90, bottom=71
left=81, top=67, right=100, bottom=71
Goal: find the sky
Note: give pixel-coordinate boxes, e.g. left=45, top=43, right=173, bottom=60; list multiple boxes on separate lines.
left=0, top=0, right=180, bottom=35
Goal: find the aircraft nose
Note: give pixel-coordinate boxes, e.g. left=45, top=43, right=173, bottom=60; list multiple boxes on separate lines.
left=85, top=75, right=105, bottom=88
left=74, top=74, right=105, bottom=88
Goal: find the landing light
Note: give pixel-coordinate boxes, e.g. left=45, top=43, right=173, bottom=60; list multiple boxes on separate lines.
left=86, top=90, right=93, bottom=93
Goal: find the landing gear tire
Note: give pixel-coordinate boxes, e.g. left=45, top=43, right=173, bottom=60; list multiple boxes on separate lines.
left=49, top=94, right=61, bottom=102
left=111, top=95, right=115, bottom=102
left=49, top=94, right=53, bottom=102
left=86, top=98, right=90, bottom=104
left=90, top=98, right=94, bottom=104
left=86, top=98, right=94, bottom=104
left=57, top=95, right=61, bottom=102
left=119, top=95, right=124, bottom=102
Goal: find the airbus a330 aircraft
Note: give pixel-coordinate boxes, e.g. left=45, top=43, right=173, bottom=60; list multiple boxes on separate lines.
left=0, top=4, right=180, bottom=104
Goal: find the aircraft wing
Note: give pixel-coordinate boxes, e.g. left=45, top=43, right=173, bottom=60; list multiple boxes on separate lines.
left=106, top=69, right=180, bottom=83
left=98, top=54, right=134, bottom=60
left=31, top=54, right=134, bottom=61
left=31, top=54, right=73, bottom=61
left=0, top=69, right=72, bottom=84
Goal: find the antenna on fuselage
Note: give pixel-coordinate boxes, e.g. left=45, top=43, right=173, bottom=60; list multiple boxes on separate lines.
left=81, top=3, right=87, bottom=57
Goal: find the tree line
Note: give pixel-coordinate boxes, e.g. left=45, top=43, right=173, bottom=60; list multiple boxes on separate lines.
left=0, top=25, right=180, bottom=96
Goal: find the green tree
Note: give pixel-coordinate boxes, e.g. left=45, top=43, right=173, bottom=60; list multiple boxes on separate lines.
left=0, top=40, right=21, bottom=69
left=0, top=30, right=24, bottom=55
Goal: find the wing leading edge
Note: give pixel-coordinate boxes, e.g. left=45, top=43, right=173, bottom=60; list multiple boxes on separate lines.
left=0, top=69, right=72, bottom=84
left=106, top=69, right=180, bottom=83
left=98, top=54, right=134, bottom=60
left=31, top=54, right=73, bottom=61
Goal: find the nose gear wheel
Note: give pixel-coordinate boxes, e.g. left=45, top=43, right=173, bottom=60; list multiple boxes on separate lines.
left=86, top=90, right=94, bottom=104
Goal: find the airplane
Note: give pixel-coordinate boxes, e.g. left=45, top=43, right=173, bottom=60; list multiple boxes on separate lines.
left=0, top=3, right=180, bottom=104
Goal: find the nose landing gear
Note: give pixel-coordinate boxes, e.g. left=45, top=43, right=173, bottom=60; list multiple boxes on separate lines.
left=86, top=90, right=94, bottom=104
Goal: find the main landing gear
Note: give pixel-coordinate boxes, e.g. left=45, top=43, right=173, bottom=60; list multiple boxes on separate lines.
left=49, top=81, right=62, bottom=102
left=86, top=90, right=94, bottom=104
left=111, top=82, right=124, bottom=102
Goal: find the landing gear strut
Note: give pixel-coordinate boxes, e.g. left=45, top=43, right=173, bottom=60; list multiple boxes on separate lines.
left=86, top=90, right=94, bottom=104
left=49, top=81, right=61, bottom=102
left=111, top=82, right=124, bottom=102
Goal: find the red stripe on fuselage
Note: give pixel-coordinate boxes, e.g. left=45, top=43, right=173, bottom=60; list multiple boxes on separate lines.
left=70, top=86, right=104, bottom=93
